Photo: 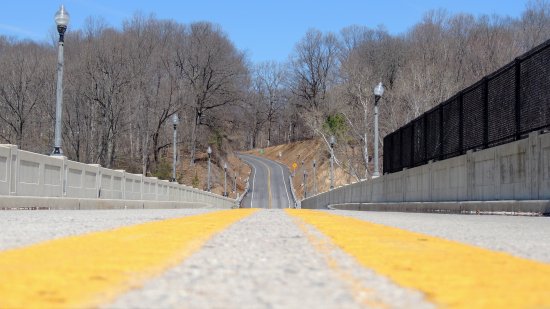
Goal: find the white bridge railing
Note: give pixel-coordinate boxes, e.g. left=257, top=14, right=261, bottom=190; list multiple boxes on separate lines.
left=0, top=144, right=236, bottom=209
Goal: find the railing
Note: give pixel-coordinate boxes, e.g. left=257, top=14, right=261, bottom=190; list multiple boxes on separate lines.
left=289, top=175, right=300, bottom=208
left=302, top=131, right=550, bottom=209
left=384, top=39, right=550, bottom=174
left=0, top=144, right=236, bottom=208
left=236, top=177, right=250, bottom=207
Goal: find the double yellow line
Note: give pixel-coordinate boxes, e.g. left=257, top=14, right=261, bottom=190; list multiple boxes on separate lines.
left=287, top=209, right=550, bottom=308
left=256, top=158, right=273, bottom=209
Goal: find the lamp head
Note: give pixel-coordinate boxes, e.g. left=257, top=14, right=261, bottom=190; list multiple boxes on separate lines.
left=172, top=114, right=179, bottom=126
left=330, top=135, right=336, bottom=147
left=374, top=82, right=384, bottom=103
left=207, top=146, right=212, bottom=155
left=54, top=5, right=70, bottom=28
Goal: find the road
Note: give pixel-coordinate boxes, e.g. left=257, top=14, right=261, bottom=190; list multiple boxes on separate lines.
left=239, top=153, right=294, bottom=209
left=1, top=154, right=550, bottom=308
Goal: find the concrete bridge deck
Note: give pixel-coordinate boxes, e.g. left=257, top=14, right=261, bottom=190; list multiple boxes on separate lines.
left=1, top=208, right=549, bottom=308
left=1, top=154, right=549, bottom=308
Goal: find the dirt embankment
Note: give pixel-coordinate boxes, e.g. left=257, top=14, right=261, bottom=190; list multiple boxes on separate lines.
left=244, top=139, right=354, bottom=200
left=175, top=152, right=250, bottom=200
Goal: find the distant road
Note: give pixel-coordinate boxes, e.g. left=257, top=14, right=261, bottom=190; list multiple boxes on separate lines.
left=239, top=154, right=294, bottom=209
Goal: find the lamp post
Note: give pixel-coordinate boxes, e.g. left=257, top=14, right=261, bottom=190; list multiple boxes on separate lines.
left=313, top=159, right=317, bottom=195
left=330, top=135, right=335, bottom=190
left=233, top=173, right=237, bottom=194
left=52, top=5, right=70, bottom=156
left=373, top=82, right=384, bottom=178
left=304, top=169, right=308, bottom=198
left=207, top=146, right=212, bottom=191
left=224, top=162, right=227, bottom=197
left=171, top=114, right=179, bottom=182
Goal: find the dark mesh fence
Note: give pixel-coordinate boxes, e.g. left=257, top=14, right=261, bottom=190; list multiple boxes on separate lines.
left=412, top=116, right=426, bottom=166
left=441, top=97, right=461, bottom=159
left=462, top=82, right=485, bottom=151
left=487, top=64, right=516, bottom=147
left=520, top=45, right=550, bottom=134
left=383, top=39, right=550, bottom=174
left=425, top=108, right=441, bottom=161
left=401, top=124, right=413, bottom=168
left=391, top=130, right=402, bottom=172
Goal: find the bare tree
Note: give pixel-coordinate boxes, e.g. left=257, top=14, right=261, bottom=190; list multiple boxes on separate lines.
left=0, top=42, right=51, bottom=150
left=175, top=22, right=248, bottom=165
left=252, top=61, right=286, bottom=147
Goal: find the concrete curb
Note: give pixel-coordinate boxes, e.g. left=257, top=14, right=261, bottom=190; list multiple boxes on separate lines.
left=0, top=196, right=218, bottom=210
left=327, top=201, right=550, bottom=216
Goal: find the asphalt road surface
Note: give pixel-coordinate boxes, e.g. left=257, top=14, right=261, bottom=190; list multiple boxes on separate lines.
left=239, top=154, right=294, bottom=209
left=2, top=175, right=550, bottom=308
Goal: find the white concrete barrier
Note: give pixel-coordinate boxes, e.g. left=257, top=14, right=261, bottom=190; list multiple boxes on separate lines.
left=302, top=131, right=550, bottom=212
left=0, top=145, right=236, bottom=209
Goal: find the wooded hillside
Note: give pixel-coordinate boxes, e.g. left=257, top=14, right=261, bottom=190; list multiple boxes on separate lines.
left=0, top=1, right=548, bottom=182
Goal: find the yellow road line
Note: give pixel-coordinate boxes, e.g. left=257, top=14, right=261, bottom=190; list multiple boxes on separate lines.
left=0, top=209, right=257, bottom=309
left=256, top=158, right=272, bottom=209
left=293, top=217, right=387, bottom=308
left=286, top=209, right=550, bottom=309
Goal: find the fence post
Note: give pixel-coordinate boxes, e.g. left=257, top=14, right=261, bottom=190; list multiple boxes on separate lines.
left=423, top=114, right=428, bottom=165
left=515, top=58, right=522, bottom=141
left=482, top=77, right=489, bottom=148
left=439, top=106, right=444, bottom=160
left=458, top=92, right=464, bottom=154
left=412, top=123, right=416, bottom=168
left=399, top=128, right=405, bottom=170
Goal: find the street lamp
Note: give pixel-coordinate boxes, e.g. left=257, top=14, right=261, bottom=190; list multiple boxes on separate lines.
left=304, top=169, right=308, bottom=198
left=223, top=162, right=227, bottom=197
left=171, top=114, right=179, bottom=182
left=52, top=5, right=70, bottom=156
left=207, top=146, right=212, bottom=191
left=313, top=159, right=317, bottom=195
left=233, top=173, right=237, bottom=194
left=373, top=82, right=385, bottom=178
left=330, top=135, right=335, bottom=190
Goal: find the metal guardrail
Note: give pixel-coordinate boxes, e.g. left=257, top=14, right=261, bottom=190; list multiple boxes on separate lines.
left=236, top=177, right=250, bottom=207
left=289, top=175, right=300, bottom=209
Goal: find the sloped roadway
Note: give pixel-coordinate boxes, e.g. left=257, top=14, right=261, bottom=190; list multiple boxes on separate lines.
left=239, top=153, right=294, bottom=209
left=3, top=155, right=550, bottom=308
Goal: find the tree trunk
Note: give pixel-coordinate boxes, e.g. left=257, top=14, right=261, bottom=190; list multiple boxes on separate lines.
left=189, top=112, right=200, bottom=166
left=142, top=134, right=149, bottom=175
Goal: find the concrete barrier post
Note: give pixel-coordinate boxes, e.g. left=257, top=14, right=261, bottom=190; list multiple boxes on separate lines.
left=528, top=131, right=540, bottom=199
left=62, top=157, right=68, bottom=197
left=87, top=164, right=101, bottom=198
left=466, top=150, right=474, bottom=200
left=7, top=145, right=18, bottom=196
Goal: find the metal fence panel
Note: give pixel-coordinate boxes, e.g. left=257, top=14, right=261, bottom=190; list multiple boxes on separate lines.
left=520, top=46, right=550, bottom=134
left=401, top=124, right=413, bottom=169
left=383, top=133, right=392, bottom=173
left=425, top=108, right=442, bottom=161
left=487, top=64, right=517, bottom=147
left=382, top=39, right=550, bottom=174
left=413, top=116, right=426, bottom=167
left=391, top=130, right=402, bottom=172
left=442, top=97, right=461, bottom=159
left=462, top=83, right=485, bottom=151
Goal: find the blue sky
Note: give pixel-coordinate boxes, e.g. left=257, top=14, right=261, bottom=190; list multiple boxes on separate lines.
left=0, top=1, right=528, bottom=63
